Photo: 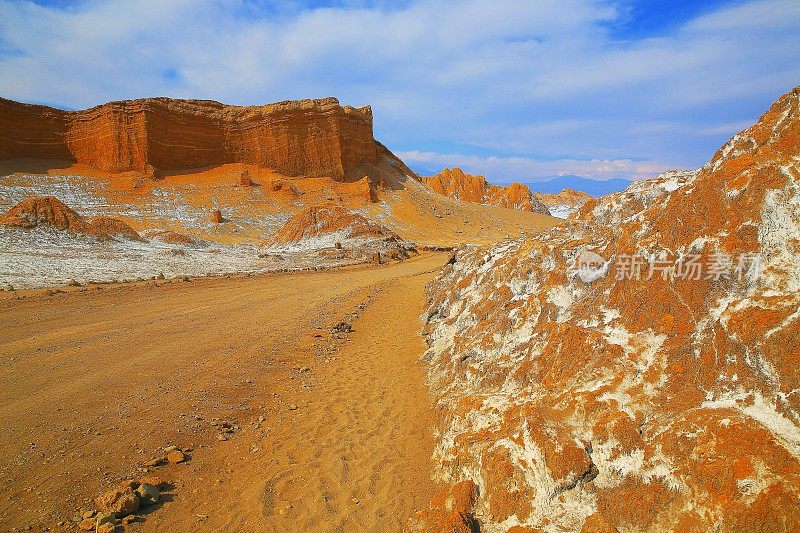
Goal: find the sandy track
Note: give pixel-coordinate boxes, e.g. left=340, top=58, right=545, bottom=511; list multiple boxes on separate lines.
left=0, top=254, right=445, bottom=532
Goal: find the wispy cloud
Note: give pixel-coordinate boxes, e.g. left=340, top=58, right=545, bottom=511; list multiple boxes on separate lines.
left=397, top=150, right=672, bottom=183
left=0, top=0, right=798, bottom=182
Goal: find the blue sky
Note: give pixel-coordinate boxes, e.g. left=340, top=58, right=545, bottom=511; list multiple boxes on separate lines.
left=1, top=0, right=798, bottom=184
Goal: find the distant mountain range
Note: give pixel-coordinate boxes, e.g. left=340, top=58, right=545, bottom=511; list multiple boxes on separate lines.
left=525, top=175, right=633, bottom=197
left=407, top=168, right=638, bottom=198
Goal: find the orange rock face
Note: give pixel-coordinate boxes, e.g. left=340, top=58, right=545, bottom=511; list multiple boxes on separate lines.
left=423, top=168, right=550, bottom=214
left=533, top=187, right=592, bottom=218
left=407, top=480, right=480, bottom=532
left=0, top=97, right=379, bottom=179
left=420, top=87, right=800, bottom=531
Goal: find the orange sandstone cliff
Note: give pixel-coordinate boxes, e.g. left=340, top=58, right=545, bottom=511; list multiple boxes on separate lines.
left=423, top=167, right=550, bottom=215
left=0, top=97, right=380, bottom=179
left=0, top=96, right=560, bottom=250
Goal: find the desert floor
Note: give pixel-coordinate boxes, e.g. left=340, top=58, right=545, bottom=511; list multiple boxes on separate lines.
left=0, top=253, right=447, bottom=532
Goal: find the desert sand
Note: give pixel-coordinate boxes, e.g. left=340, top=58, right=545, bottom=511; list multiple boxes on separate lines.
left=4, top=82, right=797, bottom=532
left=0, top=94, right=559, bottom=531
left=0, top=253, right=446, bottom=531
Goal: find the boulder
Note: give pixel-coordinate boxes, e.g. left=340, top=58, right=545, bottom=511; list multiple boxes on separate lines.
left=419, top=86, right=800, bottom=531
left=95, top=484, right=139, bottom=517
left=166, top=450, right=186, bottom=464
left=121, top=514, right=140, bottom=526
left=135, top=482, right=160, bottom=507
left=238, top=170, right=254, bottom=186
left=95, top=512, right=115, bottom=531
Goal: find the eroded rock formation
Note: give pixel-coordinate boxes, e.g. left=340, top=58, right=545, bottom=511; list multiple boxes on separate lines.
left=0, top=97, right=379, bottom=179
left=2, top=196, right=119, bottom=241
left=271, top=203, right=396, bottom=244
left=533, top=187, right=593, bottom=219
left=1, top=195, right=89, bottom=231
left=423, top=168, right=550, bottom=214
left=269, top=202, right=417, bottom=262
left=419, top=87, right=800, bottom=531
left=1, top=196, right=142, bottom=242
left=87, top=216, right=143, bottom=241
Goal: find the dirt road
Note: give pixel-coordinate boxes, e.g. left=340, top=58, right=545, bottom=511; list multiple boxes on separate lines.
left=0, top=254, right=445, bottom=532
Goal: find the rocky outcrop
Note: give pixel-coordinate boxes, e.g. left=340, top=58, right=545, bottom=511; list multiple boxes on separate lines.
left=2, top=196, right=105, bottom=240
left=533, top=187, right=592, bottom=219
left=420, top=86, right=800, bottom=531
left=95, top=483, right=139, bottom=517
left=408, top=480, right=480, bottom=532
left=87, top=216, right=143, bottom=241
left=147, top=230, right=198, bottom=246
left=423, top=168, right=550, bottom=214
left=0, top=97, right=379, bottom=179
left=1, top=195, right=92, bottom=231
left=1, top=196, right=141, bottom=242
left=269, top=202, right=417, bottom=261
left=271, top=203, right=395, bottom=244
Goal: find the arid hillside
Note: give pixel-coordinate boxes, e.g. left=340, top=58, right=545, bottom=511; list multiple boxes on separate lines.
left=417, top=87, right=800, bottom=531
left=0, top=97, right=557, bottom=288
left=423, top=167, right=551, bottom=214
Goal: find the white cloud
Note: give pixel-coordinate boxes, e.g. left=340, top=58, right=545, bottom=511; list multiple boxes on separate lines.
left=397, top=150, right=672, bottom=182
left=0, top=0, right=798, bottom=181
